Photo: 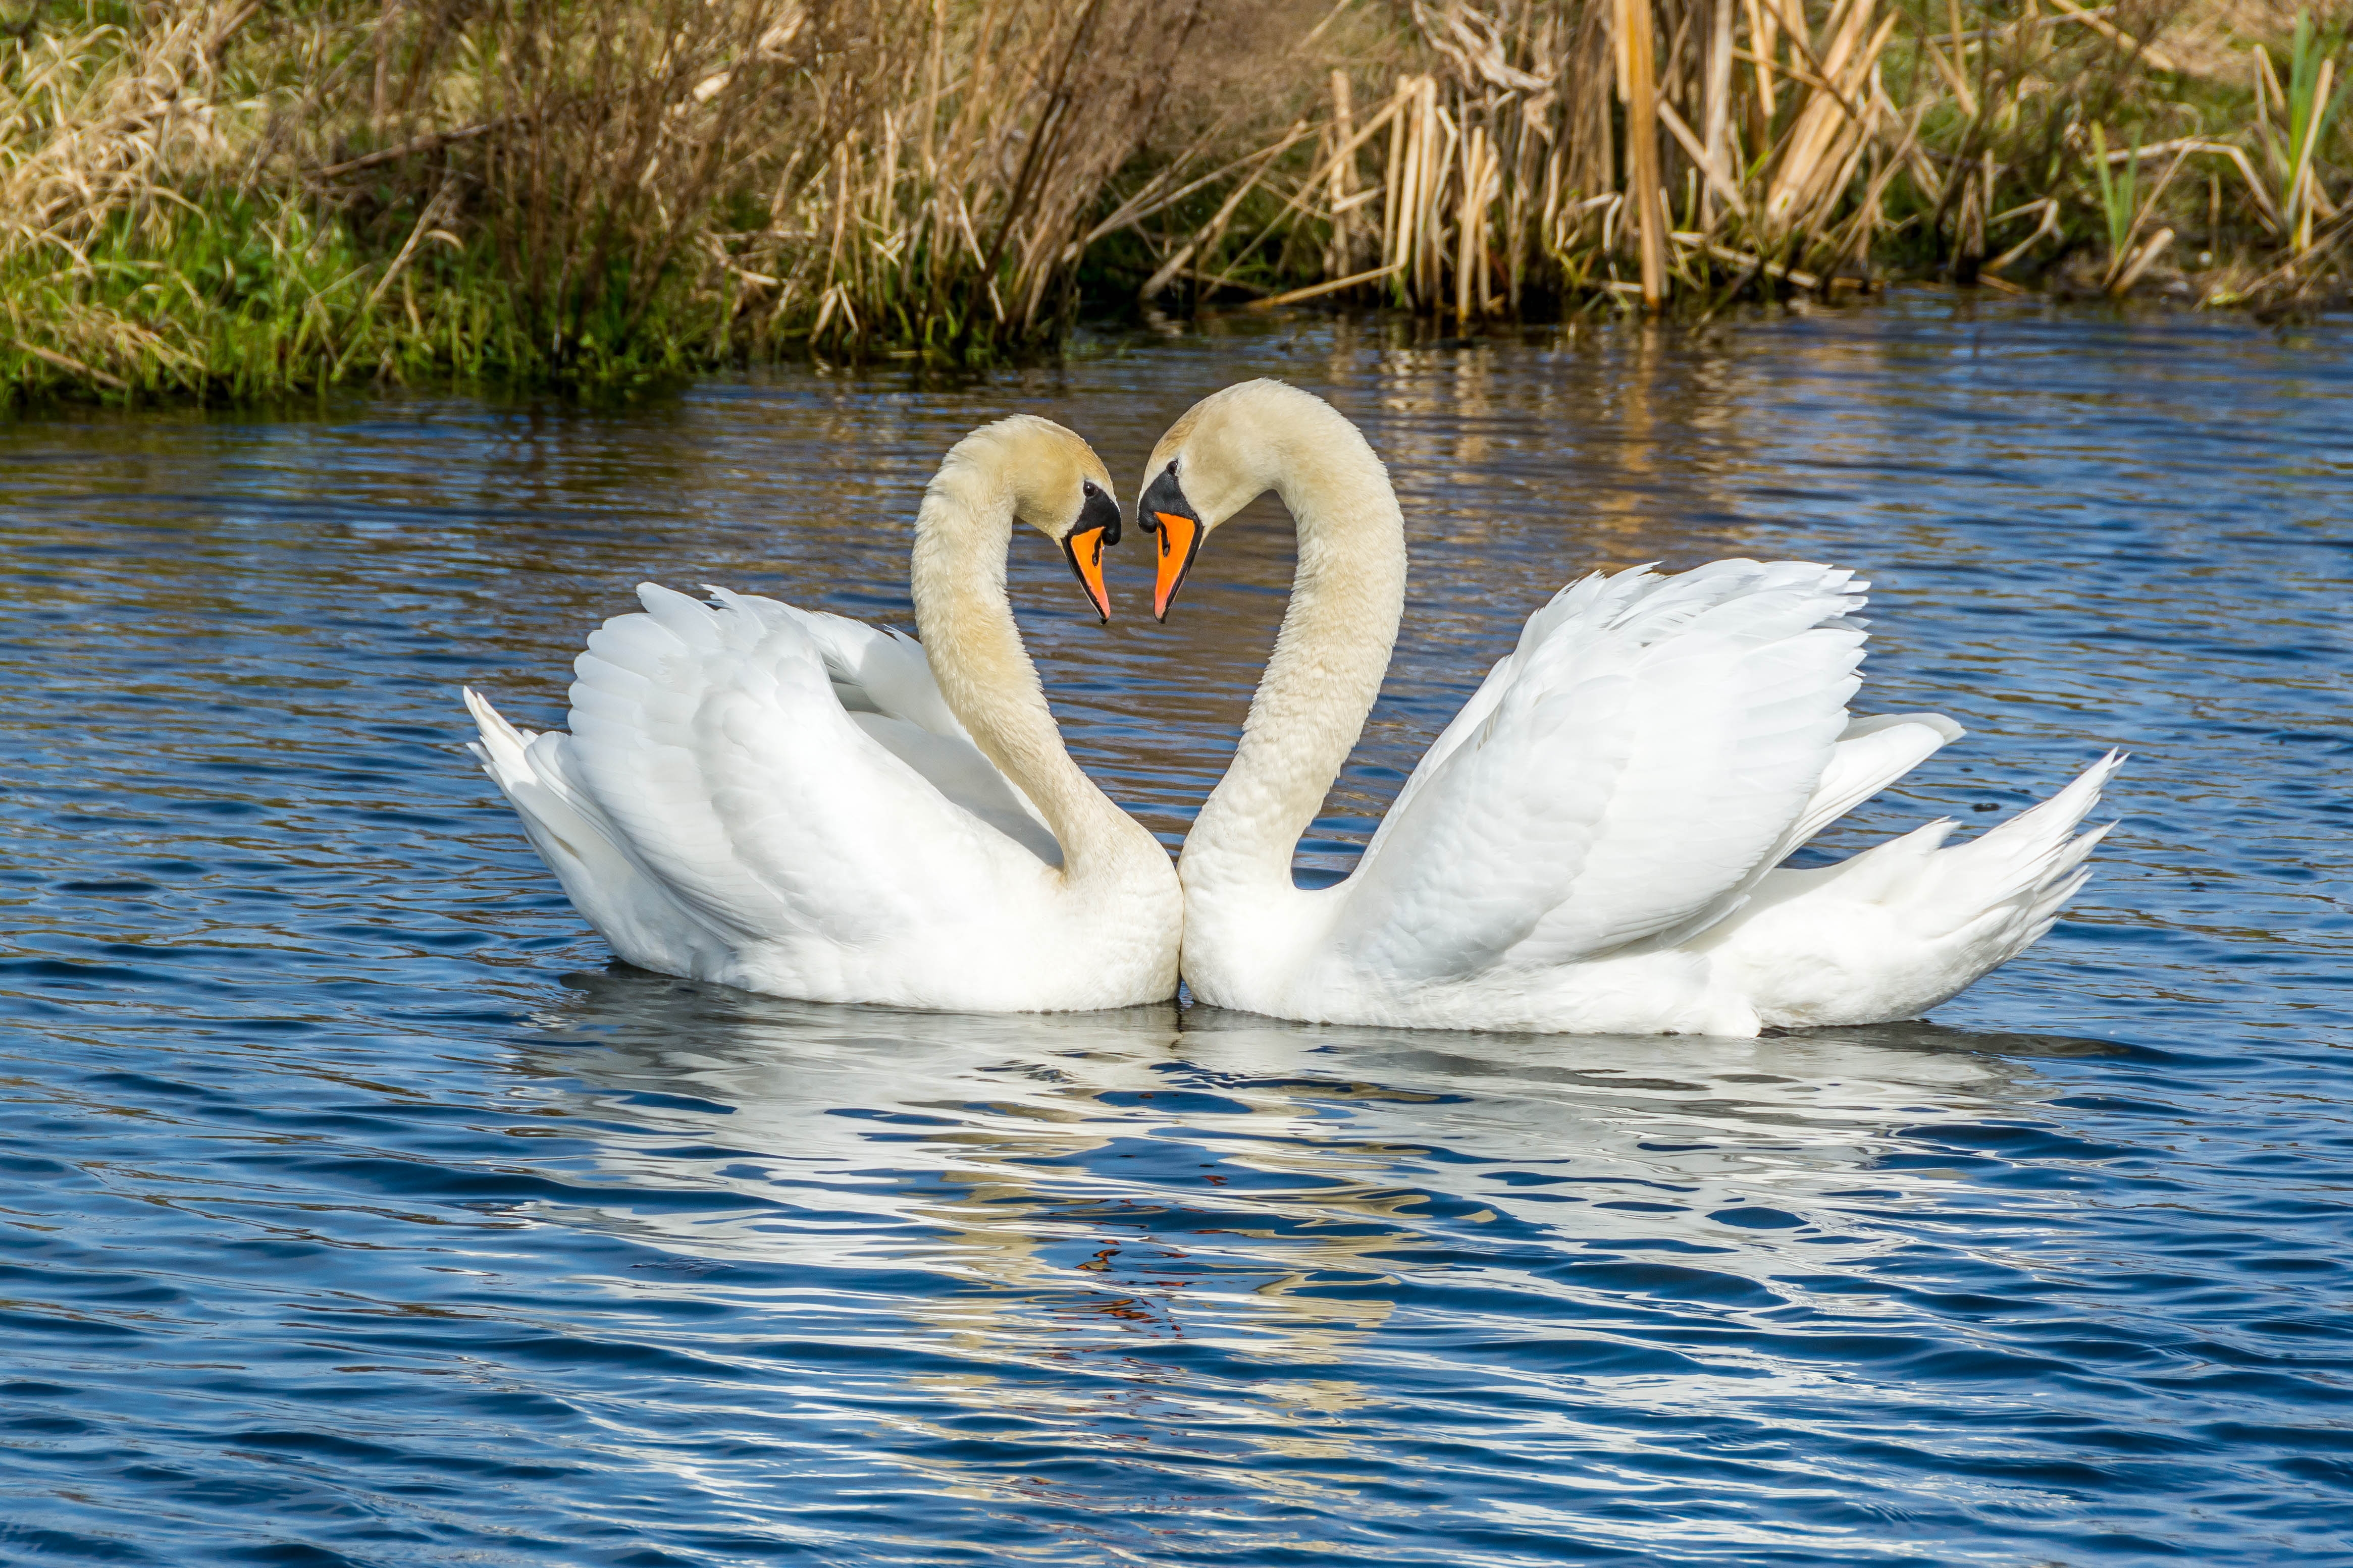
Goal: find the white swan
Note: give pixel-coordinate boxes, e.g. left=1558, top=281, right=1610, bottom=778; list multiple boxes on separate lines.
left=464, top=415, right=1182, bottom=1012
left=1136, top=380, right=2120, bottom=1037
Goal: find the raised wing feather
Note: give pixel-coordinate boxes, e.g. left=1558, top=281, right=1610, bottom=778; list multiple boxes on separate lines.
left=1329, top=561, right=1869, bottom=983
left=706, top=588, right=1060, bottom=863
left=464, top=687, right=735, bottom=973
left=1359, top=565, right=1661, bottom=863
left=557, top=583, right=1052, bottom=950
left=712, top=588, right=956, bottom=729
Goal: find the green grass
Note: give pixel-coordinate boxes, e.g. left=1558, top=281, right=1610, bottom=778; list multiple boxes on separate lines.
left=0, top=189, right=1115, bottom=410
left=3, top=2, right=2343, bottom=409
left=0, top=193, right=771, bottom=408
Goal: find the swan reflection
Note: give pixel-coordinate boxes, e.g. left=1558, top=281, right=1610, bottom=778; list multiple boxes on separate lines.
left=498, top=969, right=2123, bottom=1516
left=511, top=967, right=2113, bottom=1319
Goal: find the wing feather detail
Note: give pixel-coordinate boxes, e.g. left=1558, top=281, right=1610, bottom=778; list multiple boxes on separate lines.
left=1329, top=561, right=1870, bottom=983
left=555, top=583, right=1051, bottom=951
left=706, top=586, right=1058, bottom=860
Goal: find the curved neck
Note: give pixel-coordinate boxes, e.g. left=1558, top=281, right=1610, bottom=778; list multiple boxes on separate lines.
left=1183, top=425, right=1405, bottom=893
left=910, top=461, right=1137, bottom=882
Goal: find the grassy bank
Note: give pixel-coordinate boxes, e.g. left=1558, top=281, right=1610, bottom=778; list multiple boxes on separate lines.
left=1, top=0, right=2344, bottom=405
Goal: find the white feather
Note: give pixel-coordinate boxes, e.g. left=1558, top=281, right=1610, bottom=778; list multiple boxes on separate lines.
left=1296, top=566, right=2115, bottom=1033
left=469, top=583, right=1171, bottom=1011
left=1157, top=381, right=2118, bottom=1038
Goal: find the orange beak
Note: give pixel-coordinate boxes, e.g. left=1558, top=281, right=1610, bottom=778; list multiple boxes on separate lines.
left=1152, top=511, right=1201, bottom=622
left=1063, top=524, right=1112, bottom=623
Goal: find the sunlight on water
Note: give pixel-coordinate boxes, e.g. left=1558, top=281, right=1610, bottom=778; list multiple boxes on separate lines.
left=1, top=295, right=2348, bottom=1564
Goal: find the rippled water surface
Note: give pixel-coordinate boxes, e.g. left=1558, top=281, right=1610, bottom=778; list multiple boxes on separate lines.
left=4, top=296, right=2350, bottom=1565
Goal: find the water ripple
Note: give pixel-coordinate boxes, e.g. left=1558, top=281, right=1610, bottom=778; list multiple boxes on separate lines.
left=1, top=296, right=2349, bottom=1565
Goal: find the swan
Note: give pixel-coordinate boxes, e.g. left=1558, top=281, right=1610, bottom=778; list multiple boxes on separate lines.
left=1136, top=380, right=2120, bottom=1037
left=463, top=415, right=1182, bottom=1012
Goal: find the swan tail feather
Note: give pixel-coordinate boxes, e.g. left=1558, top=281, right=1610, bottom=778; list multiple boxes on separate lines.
left=1914, top=750, right=2125, bottom=953
left=561, top=585, right=833, bottom=945
left=462, top=686, right=721, bottom=971
left=1702, top=750, right=2124, bottom=1028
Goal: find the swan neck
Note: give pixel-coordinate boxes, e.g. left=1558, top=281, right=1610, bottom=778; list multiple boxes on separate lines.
left=1187, top=417, right=1405, bottom=890
left=909, top=466, right=1129, bottom=879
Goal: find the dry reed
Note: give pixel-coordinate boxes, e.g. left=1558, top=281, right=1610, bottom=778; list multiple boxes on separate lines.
left=1190, top=0, right=2347, bottom=319
left=1, top=0, right=2343, bottom=403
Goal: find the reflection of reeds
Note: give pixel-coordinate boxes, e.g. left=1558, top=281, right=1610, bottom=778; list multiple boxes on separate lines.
left=2, top=0, right=2345, bottom=401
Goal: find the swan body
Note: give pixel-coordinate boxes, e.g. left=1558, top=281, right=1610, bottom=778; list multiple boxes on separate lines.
left=1137, top=381, right=2118, bottom=1037
left=466, top=416, right=1182, bottom=1012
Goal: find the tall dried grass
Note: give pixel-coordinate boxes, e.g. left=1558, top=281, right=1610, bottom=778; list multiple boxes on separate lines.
left=348, top=0, right=1233, bottom=362
left=1, top=0, right=2344, bottom=402
left=0, top=2, right=266, bottom=389
left=1166, top=0, right=2348, bottom=318
left=0, top=0, right=1245, bottom=398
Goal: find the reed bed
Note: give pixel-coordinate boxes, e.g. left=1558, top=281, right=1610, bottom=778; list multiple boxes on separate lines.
left=0, top=0, right=1282, bottom=399
left=0, top=0, right=2343, bottom=403
left=1157, top=0, right=2350, bottom=320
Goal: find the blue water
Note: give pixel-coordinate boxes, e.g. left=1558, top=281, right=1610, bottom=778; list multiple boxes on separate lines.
left=3, top=296, right=2349, bottom=1565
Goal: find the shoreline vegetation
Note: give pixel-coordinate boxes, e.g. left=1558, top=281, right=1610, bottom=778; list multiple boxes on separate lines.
left=0, top=0, right=2345, bottom=405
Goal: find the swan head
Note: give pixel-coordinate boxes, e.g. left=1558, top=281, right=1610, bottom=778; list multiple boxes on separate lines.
left=1134, top=380, right=1362, bottom=620
left=951, top=414, right=1124, bottom=622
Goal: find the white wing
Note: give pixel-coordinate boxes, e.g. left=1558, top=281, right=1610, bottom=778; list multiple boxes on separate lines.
left=703, top=588, right=1060, bottom=866
left=465, top=687, right=731, bottom=975
left=1715, top=709, right=1967, bottom=908
left=481, top=584, right=1057, bottom=959
left=1328, top=561, right=1870, bottom=983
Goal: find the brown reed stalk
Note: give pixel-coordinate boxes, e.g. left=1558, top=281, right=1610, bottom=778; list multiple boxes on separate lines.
left=1618, top=0, right=1668, bottom=307
left=6, top=0, right=2346, bottom=404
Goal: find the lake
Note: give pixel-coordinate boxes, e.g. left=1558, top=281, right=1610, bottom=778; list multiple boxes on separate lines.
left=3, top=294, right=2349, bottom=1564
